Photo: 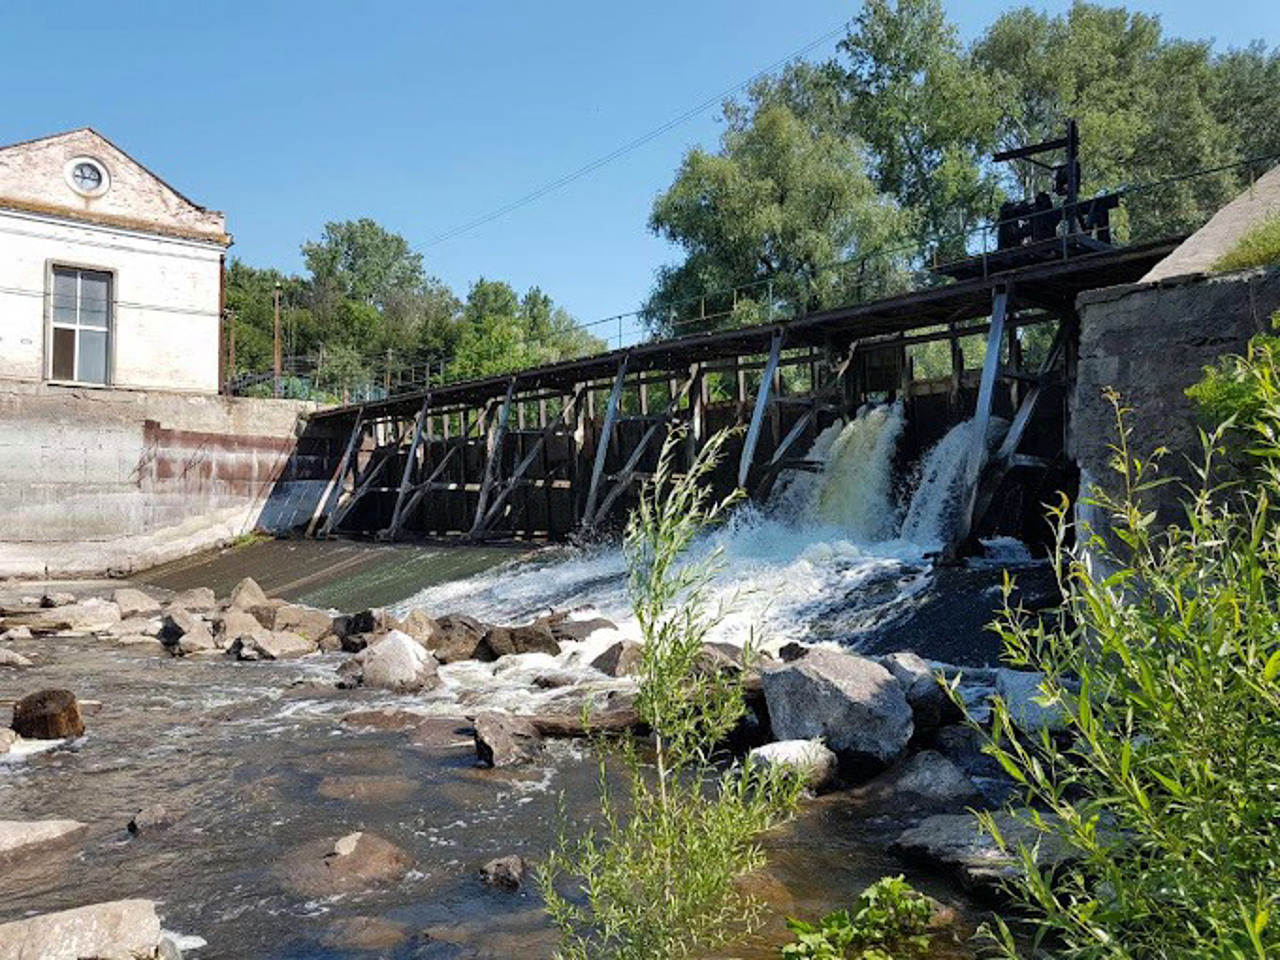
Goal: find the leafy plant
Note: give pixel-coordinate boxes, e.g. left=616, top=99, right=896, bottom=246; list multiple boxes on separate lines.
left=538, top=427, right=803, bottom=959
left=782, top=875, right=933, bottom=960
left=1212, top=214, right=1280, bottom=274
left=1187, top=322, right=1280, bottom=439
left=952, top=388, right=1280, bottom=959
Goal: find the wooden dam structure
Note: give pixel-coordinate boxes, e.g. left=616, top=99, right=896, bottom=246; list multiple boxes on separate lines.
left=300, top=234, right=1177, bottom=552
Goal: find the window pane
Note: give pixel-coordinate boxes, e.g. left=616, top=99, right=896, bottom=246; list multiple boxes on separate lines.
left=52, top=327, right=75, bottom=380
left=78, top=329, right=107, bottom=384
left=80, top=272, right=110, bottom=328
left=52, top=269, right=78, bottom=326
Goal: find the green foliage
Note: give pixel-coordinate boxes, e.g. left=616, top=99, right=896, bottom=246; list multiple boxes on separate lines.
left=952, top=389, right=1280, bottom=959
left=539, top=428, right=802, bottom=959
left=1212, top=216, right=1280, bottom=273
left=301, top=217, right=425, bottom=307
left=782, top=875, right=933, bottom=960
left=1187, top=326, right=1280, bottom=434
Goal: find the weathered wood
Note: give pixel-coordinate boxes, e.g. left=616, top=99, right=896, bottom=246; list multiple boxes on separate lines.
left=738, top=329, right=784, bottom=489
left=469, top=379, right=517, bottom=537
left=306, top=408, right=364, bottom=537
left=582, top=356, right=629, bottom=526
left=384, top=394, right=431, bottom=539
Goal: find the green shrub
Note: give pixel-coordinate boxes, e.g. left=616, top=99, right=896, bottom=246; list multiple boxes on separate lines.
left=1212, top=215, right=1280, bottom=273
left=538, top=427, right=803, bottom=960
left=782, top=875, right=933, bottom=959
left=1186, top=323, right=1280, bottom=434
left=955, top=389, right=1280, bottom=959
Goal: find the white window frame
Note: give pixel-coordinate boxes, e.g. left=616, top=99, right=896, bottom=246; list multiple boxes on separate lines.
left=45, top=261, right=115, bottom=387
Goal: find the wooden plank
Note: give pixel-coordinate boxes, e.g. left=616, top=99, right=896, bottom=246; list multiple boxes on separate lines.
left=582, top=356, right=629, bottom=525
left=469, top=378, right=517, bottom=537
left=384, top=394, right=431, bottom=539
left=738, top=329, right=784, bottom=488
left=396, top=409, right=480, bottom=527
left=306, top=408, right=364, bottom=537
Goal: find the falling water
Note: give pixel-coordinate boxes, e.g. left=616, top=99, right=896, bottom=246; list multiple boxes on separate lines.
left=900, top=419, right=977, bottom=548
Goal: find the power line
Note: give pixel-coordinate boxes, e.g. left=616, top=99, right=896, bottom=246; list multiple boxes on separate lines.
left=421, top=19, right=851, bottom=249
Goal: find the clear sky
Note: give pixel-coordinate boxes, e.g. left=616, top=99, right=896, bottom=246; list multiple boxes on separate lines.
left=3, top=1, right=1276, bottom=346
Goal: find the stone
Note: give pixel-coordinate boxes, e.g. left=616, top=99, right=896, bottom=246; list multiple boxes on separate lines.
left=175, top=622, right=217, bottom=657
left=112, top=587, right=161, bottom=619
left=590, top=639, right=644, bottom=677
left=228, top=576, right=270, bottom=610
left=933, top=724, right=1006, bottom=781
left=40, top=591, right=76, bottom=608
left=171, top=586, right=217, bottom=612
left=333, top=608, right=400, bottom=640
left=317, top=634, right=343, bottom=652
left=398, top=608, right=439, bottom=647
left=236, top=629, right=315, bottom=661
left=1, top=626, right=32, bottom=641
left=316, top=775, right=417, bottom=803
left=0, top=648, right=33, bottom=668
left=280, top=831, right=412, bottom=897
left=322, top=916, right=409, bottom=951
left=18, top=596, right=39, bottom=607
left=105, top=616, right=162, bottom=639
left=994, top=669, right=1069, bottom=734
left=762, top=649, right=913, bottom=770
left=891, top=811, right=1068, bottom=894
left=882, top=651, right=959, bottom=732
left=748, top=739, right=839, bottom=792
left=479, top=854, right=527, bottom=889
left=27, top=598, right=121, bottom=634
left=343, top=631, right=441, bottom=692
left=273, top=603, right=336, bottom=643
left=128, top=804, right=177, bottom=835
left=213, top=608, right=261, bottom=648
left=0, top=729, right=16, bottom=754
left=0, top=899, right=161, bottom=960
left=116, top=634, right=165, bottom=650
left=547, top=614, right=617, bottom=644
left=11, top=689, right=85, bottom=739
left=854, top=750, right=983, bottom=811
left=473, top=712, right=542, bottom=767
left=431, top=614, right=490, bottom=663
left=0, top=819, right=89, bottom=860
left=482, top=621, right=560, bottom=659
left=158, top=607, right=203, bottom=645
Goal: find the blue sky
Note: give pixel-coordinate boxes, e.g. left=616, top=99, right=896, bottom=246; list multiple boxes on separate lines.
left=3, top=1, right=1276, bottom=346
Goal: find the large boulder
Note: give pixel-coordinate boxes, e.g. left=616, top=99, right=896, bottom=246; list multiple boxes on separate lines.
left=228, top=576, right=270, bottom=610
left=431, top=614, right=490, bottom=663
left=280, top=831, right=412, bottom=897
left=882, top=652, right=959, bottom=732
left=26, top=598, right=121, bottom=634
left=111, top=588, right=161, bottom=619
left=0, top=899, right=161, bottom=960
left=212, top=608, right=261, bottom=649
left=480, top=854, right=527, bottom=889
left=994, top=669, right=1069, bottom=734
left=854, top=750, right=983, bottom=813
left=0, top=648, right=33, bottom=668
left=590, top=640, right=644, bottom=677
left=273, top=603, right=335, bottom=643
left=11, top=689, right=85, bottom=739
left=235, top=630, right=315, bottom=661
left=473, top=712, right=542, bottom=767
left=0, top=819, right=89, bottom=860
left=341, top=631, right=441, bottom=692
left=762, top=649, right=912, bottom=771
left=175, top=623, right=218, bottom=657
left=158, top=607, right=204, bottom=645
left=170, top=586, right=217, bottom=612
left=748, top=739, right=839, bottom=792
left=482, top=621, right=560, bottom=659
left=547, top=614, right=617, bottom=644
left=398, top=609, right=439, bottom=647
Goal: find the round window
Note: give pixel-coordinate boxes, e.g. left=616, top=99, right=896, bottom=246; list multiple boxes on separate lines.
left=72, top=162, right=103, bottom=192
left=65, top=156, right=110, bottom=197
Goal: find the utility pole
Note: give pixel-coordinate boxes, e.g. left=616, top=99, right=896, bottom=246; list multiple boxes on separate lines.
left=227, top=310, right=236, bottom=395
left=273, top=282, right=282, bottom=398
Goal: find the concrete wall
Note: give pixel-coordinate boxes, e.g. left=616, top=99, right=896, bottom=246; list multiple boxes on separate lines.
left=0, top=382, right=337, bottom=578
left=1072, top=265, right=1280, bottom=535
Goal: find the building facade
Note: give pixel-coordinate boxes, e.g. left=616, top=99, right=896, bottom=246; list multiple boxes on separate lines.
left=0, top=128, right=230, bottom=393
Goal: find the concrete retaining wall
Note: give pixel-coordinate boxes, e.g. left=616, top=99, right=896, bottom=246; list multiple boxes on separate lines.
left=1072, top=264, right=1280, bottom=535
left=0, top=381, right=337, bottom=577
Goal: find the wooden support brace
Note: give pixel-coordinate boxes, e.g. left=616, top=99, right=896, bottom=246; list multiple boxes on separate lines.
left=469, top=378, right=517, bottom=537
left=384, top=393, right=432, bottom=540
left=582, top=356, right=629, bottom=525
left=307, top=408, right=364, bottom=538
left=738, top=329, right=784, bottom=489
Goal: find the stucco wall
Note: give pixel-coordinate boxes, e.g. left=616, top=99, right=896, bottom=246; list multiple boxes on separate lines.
left=0, top=207, right=224, bottom=392
left=1072, top=265, right=1280, bottom=535
left=0, top=382, right=337, bottom=578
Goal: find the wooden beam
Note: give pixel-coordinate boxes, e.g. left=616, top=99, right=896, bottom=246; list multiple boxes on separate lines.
left=384, top=393, right=432, bottom=540
left=307, top=408, right=364, bottom=538
left=738, top=329, right=784, bottom=489
left=469, top=378, right=517, bottom=537
left=582, top=356, right=629, bottom=525
left=396, top=408, right=481, bottom=528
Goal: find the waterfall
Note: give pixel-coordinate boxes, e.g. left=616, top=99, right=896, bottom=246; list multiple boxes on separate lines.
left=809, top=403, right=906, bottom=541
left=899, top=419, right=977, bottom=548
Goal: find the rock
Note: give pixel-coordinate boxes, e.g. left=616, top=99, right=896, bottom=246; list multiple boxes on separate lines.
left=479, top=854, right=527, bottom=889
left=854, top=750, right=983, bottom=811
left=27, top=598, right=121, bottom=634
left=273, top=603, right=335, bottom=642
left=882, top=652, right=959, bottom=732
left=317, top=634, right=343, bottom=652
left=116, top=634, right=165, bottom=650
left=175, top=622, right=218, bottom=657
left=0, top=626, right=32, bottom=641
left=40, top=591, right=76, bottom=608
left=762, top=649, right=913, bottom=771
left=591, top=639, right=644, bottom=677
left=105, top=617, right=162, bottom=639
left=322, top=916, right=409, bottom=951
left=128, top=804, right=177, bottom=835
left=473, top=712, right=542, bottom=767
left=529, top=692, right=643, bottom=737
left=18, top=596, right=39, bottom=607
left=11, top=689, right=85, bottom=739
left=0, top=648, right=33, bottom=668
left=158, top=607, right=204, bottom=645
left=891, top=810, right=1068, bottom=894
left=0, top=729, right=16, bottom=754
left=748, top=739, right=839, bottom=792
left=236, top=629, right=315, bottom=661
left=398, top=608, right=439, bottom=647
left=0, top=819, right=89, bottom=860
left=482, top=621, right=560, bottom=659
left=212, top=608, right=260, bottom=648
left=0, top=899, right=161, bottom=960
left=171, top=586, right=217, bottom=612
left=112, top=587, right=161, bottom=619
left=547, top=614, right=617, bottom=643
left=343, top=631, right=441, bottom=692
left=333, top=608, right=400, bottom=641
left=316, top=775, right=417, bottom=803
left=281, top=831, right=412, bottom=896
left=228, top=576, right=270, bottom=610
left=994, top=669, right=1069, bottom=733
left=431, top=614, right=491, bottom=663
left=933, top=724, right=1006, bottom=781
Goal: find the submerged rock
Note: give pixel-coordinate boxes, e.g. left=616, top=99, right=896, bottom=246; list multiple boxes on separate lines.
left=341, top=631, right=440, bottom=692
left=891, top=810, right=1068, bottom=895
left=473, top=712, right=542, bottom=767
left=322, top=916, right=409, bottom=951
left=762, top=649, right=912, bottom=772
left=0, top=899, right=162, bottom=960
left=748, top=739, right=839, bottom=792
left=112, top=587, right=161, bottom=619
left=480, top=854, right=527, bottom=889
left=0, top=819, right=89, bottom=860
left=11, top=688, right=85, bottom=739
left=128, top=804, right=178, bottom=835
left=281, top=831, right=412, bottom=896
left=547, top=614, right=617, bottom=644
left=854, top=750, right=983, bottom=813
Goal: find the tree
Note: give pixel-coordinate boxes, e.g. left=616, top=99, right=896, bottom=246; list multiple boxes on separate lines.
left=645, top=97, right=911, bottom=336
left=301, top=218, right=426, bottom=307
